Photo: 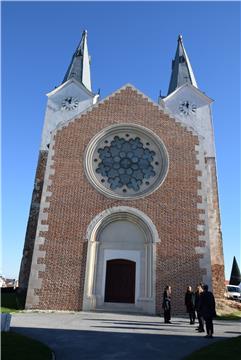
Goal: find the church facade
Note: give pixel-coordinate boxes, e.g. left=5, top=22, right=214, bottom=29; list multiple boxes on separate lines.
left=19, top=31, right=225, bottom=314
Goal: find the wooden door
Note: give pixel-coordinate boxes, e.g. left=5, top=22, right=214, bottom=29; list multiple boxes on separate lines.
left=104, top=259, right=136, bottom=303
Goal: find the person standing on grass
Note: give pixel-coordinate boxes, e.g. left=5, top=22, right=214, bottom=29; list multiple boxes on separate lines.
left=194, top=284, right=205, bottom=332
left=199, top=284, right=216, bottom=338
left=185, top=286, right=196, bottom=324
left=162, top=285, right=172, bottom=324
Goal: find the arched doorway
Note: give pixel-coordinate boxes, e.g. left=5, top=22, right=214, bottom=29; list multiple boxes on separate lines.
left=105, top=259, right=136, bottom=303
left=83, top=207, right=160, bottom=314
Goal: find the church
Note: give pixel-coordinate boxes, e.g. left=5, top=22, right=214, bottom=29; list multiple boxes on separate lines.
left=19, top=31, right=225, bottom=314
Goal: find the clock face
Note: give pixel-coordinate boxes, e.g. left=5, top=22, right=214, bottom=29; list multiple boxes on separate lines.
left=179, top=100, right=197, bottom=116
left=61, top=96, right=79, bottom=111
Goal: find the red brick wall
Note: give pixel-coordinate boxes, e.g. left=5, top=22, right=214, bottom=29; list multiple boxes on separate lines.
left=34, top=87, right=206, bottom=314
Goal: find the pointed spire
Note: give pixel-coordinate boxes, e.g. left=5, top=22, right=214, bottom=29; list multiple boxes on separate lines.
left=62, top=30, right=92, bottom=91
left=167, top=35, right=197, bottom=95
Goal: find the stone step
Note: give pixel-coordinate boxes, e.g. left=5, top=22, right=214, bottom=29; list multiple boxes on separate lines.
left=96, top=302, right=145, bottom=314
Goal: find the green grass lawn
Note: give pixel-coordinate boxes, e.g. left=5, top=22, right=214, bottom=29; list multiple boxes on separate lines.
left=1, top=307, right=19, bottom=314
left=216, top=311, right=241, bottom=320
left=1, top=331, right=52, bottom=360
left=184, top=336, right=241, bottom=360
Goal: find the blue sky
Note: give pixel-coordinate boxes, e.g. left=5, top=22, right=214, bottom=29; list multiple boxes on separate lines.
left=2, top=1, right=240, bottom=280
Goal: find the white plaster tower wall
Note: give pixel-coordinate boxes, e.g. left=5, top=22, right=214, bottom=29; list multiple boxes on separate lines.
left=19, top=30, right=98, bottom=293
left=160, top=35, right=225, bottom=297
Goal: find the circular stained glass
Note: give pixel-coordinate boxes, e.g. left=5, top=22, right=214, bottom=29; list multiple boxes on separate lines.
left=96, top=136, right=156, bottom=191
left=85, top=124, right=169, bottom=199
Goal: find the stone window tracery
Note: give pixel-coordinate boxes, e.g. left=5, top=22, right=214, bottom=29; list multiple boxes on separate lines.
left=96, top=136, right=156, bottom=191
left=85, top=124, right=169, bottom=199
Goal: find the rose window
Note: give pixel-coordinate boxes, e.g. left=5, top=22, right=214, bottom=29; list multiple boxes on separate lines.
left=96, top=136, right=157, bottom=191
left=85, top=124, right=169, bottom=199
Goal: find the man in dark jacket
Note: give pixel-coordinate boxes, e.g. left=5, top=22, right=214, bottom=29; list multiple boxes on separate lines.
left=162, top=285, right=172, bottom=324
left=194, top=284, right=205, bottom=332
left=185, top=286, right=196, bottom=324
left=199, top=284, right=216, bottom=338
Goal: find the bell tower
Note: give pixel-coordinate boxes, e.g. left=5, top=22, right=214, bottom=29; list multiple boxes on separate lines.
left=41, top=30, right=98, bottom=151
left=160, top=35, right=225, bottom=299
left=19, top=30, right=98, bottom=293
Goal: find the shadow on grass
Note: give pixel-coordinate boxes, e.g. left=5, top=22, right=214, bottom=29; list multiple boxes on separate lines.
left=2, top=331, right=52, bottom=360
left=183, top=336, right=241, bottom=360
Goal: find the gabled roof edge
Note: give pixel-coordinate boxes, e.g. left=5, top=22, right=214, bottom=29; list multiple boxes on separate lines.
left=46, top=78, right=95, bottom=98
left=163, top=83, right=213, bottom=104
left=53, top=82, right=203, bottom=140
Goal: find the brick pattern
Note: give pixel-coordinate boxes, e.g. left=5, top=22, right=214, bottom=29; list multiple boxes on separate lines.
left=19, top=151, right=48, bottom=290
left=27, top=87, right=211, bottom=314
left=212, top=264, right=225, bottom=298
left=206, top=157, right=225, bottom=299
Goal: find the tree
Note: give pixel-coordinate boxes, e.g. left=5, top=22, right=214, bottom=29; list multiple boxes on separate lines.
left=229, top=256, right=241, bottom=285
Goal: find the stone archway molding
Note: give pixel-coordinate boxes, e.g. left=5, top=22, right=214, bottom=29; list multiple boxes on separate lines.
left=83, top=206, right=160, bottom=314
left=85, top=206, right=160, bottom=244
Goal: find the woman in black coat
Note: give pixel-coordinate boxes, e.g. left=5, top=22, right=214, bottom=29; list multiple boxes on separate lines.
left=185, top=286, right=196, bottom=324
left=162, top=285, right=172, bottom=324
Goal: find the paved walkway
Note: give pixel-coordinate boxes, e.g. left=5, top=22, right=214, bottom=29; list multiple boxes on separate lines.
left=11, top=311, right=241, bottom=360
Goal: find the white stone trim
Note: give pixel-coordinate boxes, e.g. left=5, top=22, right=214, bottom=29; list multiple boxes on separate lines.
left=198, top=213, right=205, bottom=221
left=85, top=206, right=160, bottom=243
left=83, top=206, right=159, bottom=314
left=25, top=132, right=56, bottom=308
left=102, top=250, right=141, bottom=302
left=194, top=143, right=212, bottom=289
